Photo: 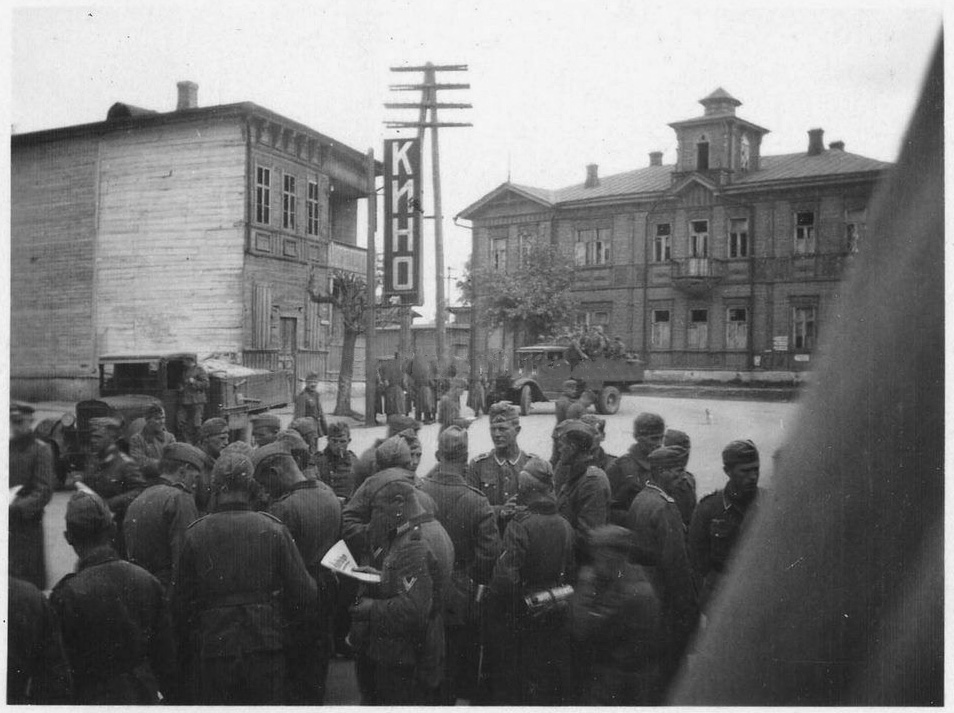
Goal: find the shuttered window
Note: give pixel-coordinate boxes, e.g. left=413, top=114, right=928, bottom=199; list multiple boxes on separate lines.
left=253, top=283, right=273, bottom=349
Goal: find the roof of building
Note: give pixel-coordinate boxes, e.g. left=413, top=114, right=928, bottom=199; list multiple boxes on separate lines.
left=701, top=87, right=742, bottom=105
left=459, top=148, right=890, bottom=218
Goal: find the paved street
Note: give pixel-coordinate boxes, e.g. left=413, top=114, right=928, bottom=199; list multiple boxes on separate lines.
left=38, top=391, right=797, bottom=704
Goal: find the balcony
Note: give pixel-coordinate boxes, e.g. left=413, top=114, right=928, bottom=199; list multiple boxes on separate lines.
left=671, top=257, right=723, bottom=297
left=328, top=240, right=367, bottom=275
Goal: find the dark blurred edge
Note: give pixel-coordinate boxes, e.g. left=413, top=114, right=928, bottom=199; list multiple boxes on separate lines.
left=673, top=34, right=944, bottom=706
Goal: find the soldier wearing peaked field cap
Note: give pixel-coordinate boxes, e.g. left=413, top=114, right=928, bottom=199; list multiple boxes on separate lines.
left=606, top=412, right=666, bottom=525
left=663, top=428, right=697, bottom=527
left=467, top=402, right=534, bottom=533
left=10, top=399, right=54, bottom=589
left=294, top=372, right=329, bottom=438
left=556, top=420, right=611, bottom=549
left=194, top=418, right=229, bottom=514
left=689, top=439, right=764, bottom=611
left=250, top=413, right=282, bottom=447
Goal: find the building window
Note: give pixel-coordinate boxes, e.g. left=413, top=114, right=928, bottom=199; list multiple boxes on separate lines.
left=846, top=208, right=865, bottom=254
left=282, top=174, right=297, bottom=230
left=740, top=134, right=750, bottom=171
left=690, top=220, right=709, bottom=258
left=255, top=166, right=271, bottom=224
left=492, top=238, right=507, bottom=271
left=653, top=223, right=671, bottom=262
left=794, top=211, right=816, bottom=255
left=728, top=218, right=749, bottom=258
left=577, top=309, right=610, bottom=328
left=792, top=305, right=816, bottom=350
left=687, top=308, right=709, bottom=350
left=726, top=307, right=748, bottom=350
left=306, top=180, right=321, bottom=236
left=517, top=226, right=534, bottom=267
left=697, top=139, right=710, bottom=170
left=575, top=228, right=611, bottom=266
left=651, top=309, right=671, bottom=350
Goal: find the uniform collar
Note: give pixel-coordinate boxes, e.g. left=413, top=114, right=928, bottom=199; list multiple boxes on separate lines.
left=77, top=544, right=120, bottom=571
left=290, top=479, right=317, bottom=492
left=432, top=461, right=467, bottom=480
left=493, top=449, right=524, bottom=467
left=723, top=486, right=757, bottom=512
left=158, top=475, right=192, bottom=493
left=213, top=501, right=252, bottom=513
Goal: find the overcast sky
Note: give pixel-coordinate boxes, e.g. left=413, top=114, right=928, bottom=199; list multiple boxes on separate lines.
left=7, top=0, right=942, bottom=320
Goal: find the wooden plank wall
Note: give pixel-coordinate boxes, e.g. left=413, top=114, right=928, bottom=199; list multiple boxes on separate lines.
left=95, top=119, right=246, bottom=356
left=10, top=136, right=100, bottom=399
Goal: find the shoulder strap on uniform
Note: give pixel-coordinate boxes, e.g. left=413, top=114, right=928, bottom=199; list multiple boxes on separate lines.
left=472, top=451, right=491, bottom=462
left=260, top=511, right=284, bottom=525
left=186, top=513, right=211, bottom=530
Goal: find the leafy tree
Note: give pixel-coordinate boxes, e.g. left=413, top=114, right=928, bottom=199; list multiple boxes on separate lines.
left=307, top=268, right=368, bottom=418
left=462, top=243, right=579, bottom=346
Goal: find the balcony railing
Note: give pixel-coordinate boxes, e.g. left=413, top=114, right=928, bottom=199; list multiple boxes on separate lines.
left=329, top=241, right=367, bottom=274
left=670, top=257, right=723, bottom=296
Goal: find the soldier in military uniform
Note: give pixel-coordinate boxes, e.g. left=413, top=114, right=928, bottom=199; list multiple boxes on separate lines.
left=195, top=417, right=229, bottom=514
left=569, top=525, right=663, bottom=705
left=554, top=379, right=579, bottom=425
left=176, top=356, right=209, bottom=444
left=123, top=442, right=205, bottom=595
left=9, top=402, right=54, bottom=590
left=419, top=426, right=500, bottom=703
left=466, top=402, right=535, bottom=533
left=289, top=416, right=321, bottom=458
left=250, top=413, right=282, bottom=447
left=555, top=420, right=611, bottom=555
left=7, top=576, right=72, bottom=703
left=315, top=421, right=357, bottom=503
left=626, top=445, right=699, bottom=698
left=82, top=416, right=147, bottom=558
left=581, top=413, right=617, bottom=473
left=606, top=412, right=666, bottom=525
left=487, top=457, right=575, bottom=705
left=351, top=414, right=420, bottom=491
left=253, top=441, right=342, bottom=704
left=173, top=451, right=317, bottom=705
left=293, top=372, right=329, bottom=438
left=688, top=439, right=763, bottom=611
left=437, top=383, right=463, bottom=433
left=664, top=428, right=698, bottom=528
left=129, top=404, right=176, bottom=473
left=51, top=489, right=176, bottom=704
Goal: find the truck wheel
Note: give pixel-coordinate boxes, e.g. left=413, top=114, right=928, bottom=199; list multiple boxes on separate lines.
left=519, top=385, right=533, bottom=416
left=596, top=386, right=621, bottom=415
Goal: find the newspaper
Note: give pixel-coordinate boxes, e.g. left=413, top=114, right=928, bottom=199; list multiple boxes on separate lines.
left=321, top=540, right=381, bottom=583
left=9, top=485, right=23, bottom=504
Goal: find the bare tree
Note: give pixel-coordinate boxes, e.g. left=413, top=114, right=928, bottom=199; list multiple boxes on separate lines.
left=307, top=268, right=367, bottom=418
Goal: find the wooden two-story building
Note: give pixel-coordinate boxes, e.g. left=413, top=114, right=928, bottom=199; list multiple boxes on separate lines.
left=458, top=88, right=890, bottom=376
left=11, top=81, right=379, bottom=401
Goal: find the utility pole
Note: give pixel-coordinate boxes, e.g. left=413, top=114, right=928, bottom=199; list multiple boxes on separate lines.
left=385, top=63, right=471, bottom=369
left=364, top=148, right=377, bottom=427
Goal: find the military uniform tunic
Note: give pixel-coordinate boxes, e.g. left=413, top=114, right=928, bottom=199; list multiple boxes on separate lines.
left=293, top=389, right=328, bottom=436
left=8, top=576, right=72, bottom=703
left=124, top=477, right=200, bottom=591
left=128, top=430, right=176, bottom=470
left=314, top=446, right=358, bottom=501
left=466, top=449, right=533, bottom=530
left=606, top=444, right=652, bottom=524
left=84, top=444, right=147, bottom=557
left=556, top=459, right=612, bottom=548
left=51, top=544, right=176, bottom=704
left=9, top=433, right=54, bottom=589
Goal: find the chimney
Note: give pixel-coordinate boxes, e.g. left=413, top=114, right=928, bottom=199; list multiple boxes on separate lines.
left=649, top=151, right=663, bottom=167
left=585, top=163, right=600, bottom=188
left=807, top=128, right=824, bottom=156
left=829, top=140, right=845, bottom=151
left=177, top=81, right=198, bottom=110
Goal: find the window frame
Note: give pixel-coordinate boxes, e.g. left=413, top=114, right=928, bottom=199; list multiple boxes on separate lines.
left=575, top=227, right=612, bottom=267
left=792, top=304, right=817, bottom=351
left=651, top=308, right=672, bottom=350
left=794, top=210, right=816, bottom=255
left=282, top=173, right=297, bottom=231
left=306, top=179, right=321, bottom=236
left=728, top=217, right=749, bottom=258
left=491, top=237, right=508, bottom=272
left=255, top=165, right=271, bottom=225
left=687, top=307, right=709, bottom=350
left=653, top=223, right=672, bottom=262
left=690, top=219, right=709, bottom=258
left=725, top=306, right=748, bottom=350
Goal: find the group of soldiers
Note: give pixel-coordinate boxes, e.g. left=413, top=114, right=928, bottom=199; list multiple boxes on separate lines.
left=8, top=374, right=763, bottom=706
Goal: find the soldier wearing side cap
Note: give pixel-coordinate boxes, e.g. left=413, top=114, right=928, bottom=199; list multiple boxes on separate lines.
left=626, top=445, right=698, bottom=699
left=294, top=372, right=329, bottom=438
left=173, top=451, right=317, bottom=705
left=9, top=402, right=54, bottom=590
left=581, top=413, right=617, bottom=473
left=276, top=428, right=319, bottom=480
left=664, top=428, right=698, bottom=528
left=554, top=379, right=579, bottom=425
left=351, top=414, right=421, bottom=491
left=51, top=489, right=176, bottom=704
left=82, top=416, right=147, bottom=558
left=290, top=416, right=321, bottom=458
left=486, top=457, right=575, bottom=705
left=315, top=421, right=358, bottom=502
left=123, top=442, right=204, bottom=594
left=195, top=417, right=229, bottom=514
left=419, top=426, right=500, bottom=704
left=250, top=413, right=282, bottom=447
left=254, top=441, right=341, bottom=705
left=606, top=412, right=666, bottom=525
left=128, top=404, right=176, bottom=473
left=555, top=420, right=612, bottom=554
left=467, top=402, right=535, bottom=533
left=688, top=439, right=764, bottom=610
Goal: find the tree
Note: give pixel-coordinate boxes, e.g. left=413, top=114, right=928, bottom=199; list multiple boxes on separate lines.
left=461, top=243, right=579, bottom=347
left=307, top=268, right=368, bottom=419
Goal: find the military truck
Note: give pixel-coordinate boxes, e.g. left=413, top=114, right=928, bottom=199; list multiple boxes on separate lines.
left=491, top=343, right=645, bottom=416
left=36, top=354, right=293, bottom=483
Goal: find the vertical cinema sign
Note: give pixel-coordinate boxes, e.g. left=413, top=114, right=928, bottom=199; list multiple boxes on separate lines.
left=383, top=138, right=422, bottom=305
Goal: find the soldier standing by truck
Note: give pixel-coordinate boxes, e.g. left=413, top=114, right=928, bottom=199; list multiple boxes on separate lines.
left=177, top=356, right=209, bottom=445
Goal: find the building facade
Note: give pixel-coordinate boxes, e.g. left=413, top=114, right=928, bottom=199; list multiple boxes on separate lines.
left=11, top=82, right=378, bottom=401
left=458, top=89, right=890, bottom=376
